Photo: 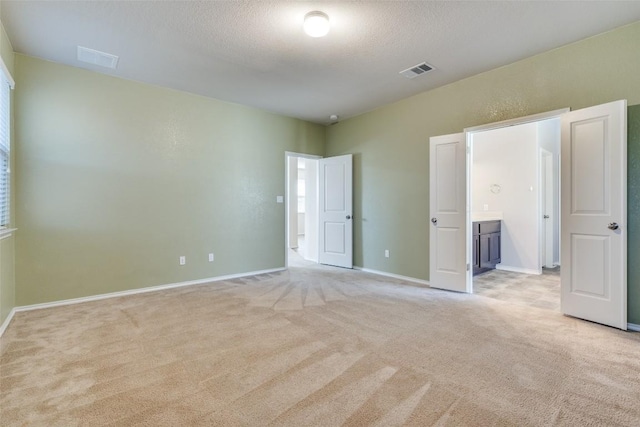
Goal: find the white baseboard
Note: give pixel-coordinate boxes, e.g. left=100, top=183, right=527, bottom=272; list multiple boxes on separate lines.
left=3, top=266, right=637, bottom=336
left=0, top=307, right=17, bottom=337
left=9, top=267, right=286, bottom=316
left=354, top=266, right=430, bottom=287
left=496, top=265, right=541, bottom=275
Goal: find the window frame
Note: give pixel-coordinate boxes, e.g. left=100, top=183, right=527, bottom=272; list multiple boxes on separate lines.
left=0, top=57, right=15, bottom=237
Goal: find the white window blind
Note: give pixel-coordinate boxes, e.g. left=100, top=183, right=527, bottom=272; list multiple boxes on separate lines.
left=0, top=64, right=12, bottom=228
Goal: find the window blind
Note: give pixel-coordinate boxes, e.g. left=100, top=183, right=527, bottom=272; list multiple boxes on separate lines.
left=0, top=67, right=11, bottom=227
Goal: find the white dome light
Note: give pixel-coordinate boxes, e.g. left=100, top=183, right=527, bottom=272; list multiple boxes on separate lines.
left=303, top=11, right=330, bottom=37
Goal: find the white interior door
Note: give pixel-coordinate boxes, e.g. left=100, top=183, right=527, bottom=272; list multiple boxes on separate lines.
left=429, top=133, right=469, bottom=292
left=318, top=154, right=353, bottom=268
left=561, top=100, right=627, bottom=330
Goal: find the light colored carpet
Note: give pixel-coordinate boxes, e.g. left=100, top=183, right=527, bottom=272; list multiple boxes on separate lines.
left=1, top=260, right=639, bottom=426
left=474, top=267, right=561, bottom=312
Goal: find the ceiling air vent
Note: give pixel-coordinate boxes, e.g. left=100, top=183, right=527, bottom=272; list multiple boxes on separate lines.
left=77, top=46, right=119, bottom=69
left=399, top=62, right=434, bottom=79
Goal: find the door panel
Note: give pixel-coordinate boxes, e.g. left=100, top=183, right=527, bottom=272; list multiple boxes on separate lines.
left=318, top=154, right=353, bottom=268
left=429, top=133, right=469, bottom=292
left=571, top=234, right=608, bottom=298
left=489, top=233, right=501, bottom=264
left=436, top=227, right=460, bottom=273
left=480, top=234, right=490, bottom=269
left=561, top=100, right=626, bottom=330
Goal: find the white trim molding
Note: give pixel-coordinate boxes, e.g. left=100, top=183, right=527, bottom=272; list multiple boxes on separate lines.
left=496, top=265, right=541, bottom=275
left=354, top=266, right=430, bottom=287
left=628, top=323, right=640, bottom=332
left=0, top=228, right=17, bottom=240
left=0, top=267, right=285, bottom=337
left=0, top=307, right=16, bottom=337
left=464, top=108, right=569, bottom=133
left=0, top=56, right=15, bottom=89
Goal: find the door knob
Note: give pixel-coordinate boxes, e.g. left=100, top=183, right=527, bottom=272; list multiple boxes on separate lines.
left=543, top=215, right=550, bottom=219
left=346, top=215, right=351, bottom=220
left=431, top=217, right=438, bottom=225
left=608, top=222, right=619, bottom=230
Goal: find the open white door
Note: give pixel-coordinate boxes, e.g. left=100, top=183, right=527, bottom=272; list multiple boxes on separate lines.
left=561, top=100, right=627, bottom=330
left=318, top=154, right=353, bottom=268
left=429, top=133, right=469, bottom=292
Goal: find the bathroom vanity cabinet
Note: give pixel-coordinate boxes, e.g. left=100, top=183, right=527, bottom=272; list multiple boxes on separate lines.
left=473, top=220, right=501, bottom=275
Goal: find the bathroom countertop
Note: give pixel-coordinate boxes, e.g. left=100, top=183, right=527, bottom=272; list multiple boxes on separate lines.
left=471, top=211, right=503, bottom=222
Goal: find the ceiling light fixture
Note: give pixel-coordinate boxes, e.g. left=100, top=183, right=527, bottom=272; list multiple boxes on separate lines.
left=303, top=11, right=330, bottom=37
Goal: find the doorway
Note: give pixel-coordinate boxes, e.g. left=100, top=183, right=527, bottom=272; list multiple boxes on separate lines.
left=429, top=100, right=628, bottom=329
left=285, top=152, right=354, bottom=269
left=286, top=152, right=320, bottom=268
left=468, top=117, right=561, bottom=311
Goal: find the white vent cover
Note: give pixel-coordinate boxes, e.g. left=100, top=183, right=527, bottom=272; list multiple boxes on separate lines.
left=77, top=46, right=119, bottom=69
left=399, top=62, right=434, bottom=79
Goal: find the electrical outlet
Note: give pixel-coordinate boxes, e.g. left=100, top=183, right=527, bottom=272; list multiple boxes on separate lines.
left=483, top=204, right=489, bottom=211
left=208, top=253, right=214, bottom=262
left=384, top=249, right=390, bottom=258
left=179, top=256, right=186, bottom=265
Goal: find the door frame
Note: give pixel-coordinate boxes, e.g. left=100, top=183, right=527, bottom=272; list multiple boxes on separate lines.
left=540, top=147, right=555, bottom=268
left=464, top=108, right=569, bottom=291
left=284, top=151, right=322, bottom=269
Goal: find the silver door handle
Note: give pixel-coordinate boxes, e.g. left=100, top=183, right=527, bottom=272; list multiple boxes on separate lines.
left=608, top=222, right=619, bottom=230
left=346, top=215, right=351, bottom=220
left=431, top=217, right=437, bottom=225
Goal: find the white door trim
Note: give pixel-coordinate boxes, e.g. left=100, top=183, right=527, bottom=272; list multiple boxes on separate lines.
left=540, top=148, right=554, bottom=268
left=464, top=108, right=570, bottom=133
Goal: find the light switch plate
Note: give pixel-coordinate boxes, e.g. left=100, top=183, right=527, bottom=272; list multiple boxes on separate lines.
left=276, top=196, right=284, bottom=203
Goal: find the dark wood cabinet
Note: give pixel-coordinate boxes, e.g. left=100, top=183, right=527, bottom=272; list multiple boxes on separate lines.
left=473, top=220, right=501, bottom=275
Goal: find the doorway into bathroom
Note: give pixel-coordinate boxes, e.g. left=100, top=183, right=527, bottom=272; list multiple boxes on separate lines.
left=468, top=117, right=561, bottom=311
left=430, top=100, right=628, bottom=329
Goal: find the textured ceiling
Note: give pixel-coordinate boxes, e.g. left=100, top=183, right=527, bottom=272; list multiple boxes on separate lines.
left=2, top=1, right=640, bottom=124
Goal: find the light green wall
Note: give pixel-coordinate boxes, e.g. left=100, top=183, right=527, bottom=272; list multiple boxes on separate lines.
left=14, top=54, right=325, bottom=306
left=326, top=21, right=640, bottom=323
left=8, top=19, right=640, bottom=325
left=627, top=105, right=640, bottom=325
left=0, top=13, right=15, bottom=326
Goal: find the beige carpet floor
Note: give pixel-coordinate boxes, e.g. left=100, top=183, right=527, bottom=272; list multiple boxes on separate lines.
left=1, top=260, right=639, bottom=426
left=474, top=267, right=561, bottom=312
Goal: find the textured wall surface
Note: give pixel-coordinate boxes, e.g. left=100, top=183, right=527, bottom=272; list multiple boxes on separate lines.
left=326, top=21, right=640, bottom=323
left=0, top=12, right=15, bottom=326
left=628, top=105, right=640, bottom=325
left=14, top=55, right=324, bottom=306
